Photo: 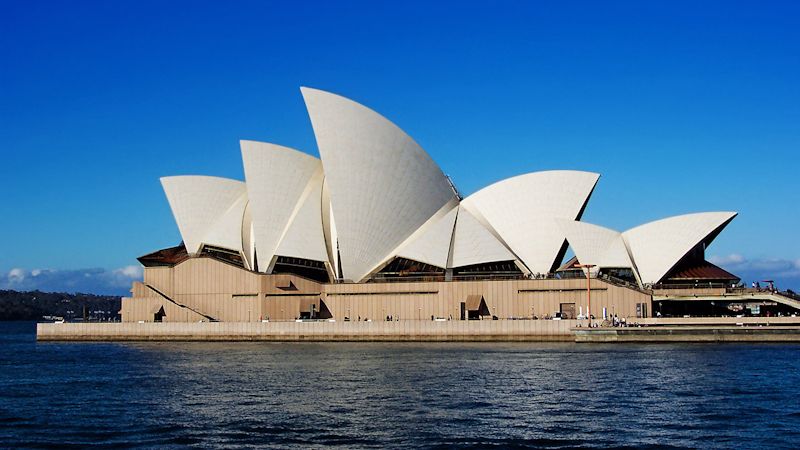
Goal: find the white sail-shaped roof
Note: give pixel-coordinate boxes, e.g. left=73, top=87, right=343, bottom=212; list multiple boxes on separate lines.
left=241, top=202, right=255, bottom=270
left=557, top=220, right=633, bottom=269
left=321, top=178, right=340, bottom=278
left=622, top=211, right=737, bottom=284
left=450, top=206, right=516, bottom=268
left=397, top=205, right=458, bottom=269
left=275, top=168, right=329, bottom=263
left=302, top=87, right=457, bottom=281
left=461, top=170, right=600, bottom=275
left=160, top=176, right=247, bottom=255
left=240, top=140, right=322, bottom=272
left=201, top=193, right=248, bottom=254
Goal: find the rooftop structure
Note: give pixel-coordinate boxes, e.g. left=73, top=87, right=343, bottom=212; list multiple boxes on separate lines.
left=148, top=87, right=739, bottom=289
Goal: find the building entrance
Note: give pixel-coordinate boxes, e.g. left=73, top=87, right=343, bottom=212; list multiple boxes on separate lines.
left=559, top=303, right=576, bottom=320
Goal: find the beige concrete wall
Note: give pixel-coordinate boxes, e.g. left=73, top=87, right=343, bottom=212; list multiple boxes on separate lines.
left=144, top=267, right=173, bottom=297
left=172, top=257, right=261, bottom=295
left=261, top=273, right=324, bottom=321
left=321, top=277, right=648, bottom=322
left=130, top=281, right=149, bottom=298
left=141, top=258, right=266, bottom=322
left=120, top=296, right=206, bottom=323
left=177, top=294, right=261, bottom=322
left=40, top=320, right=800, bottom=342
left=124, top=258, right=651, bottom=323
left=37, top=320, right=577, bottom=341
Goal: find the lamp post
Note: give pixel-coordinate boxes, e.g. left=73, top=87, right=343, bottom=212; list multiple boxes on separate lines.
left=575, top=264, right=596, bottom=325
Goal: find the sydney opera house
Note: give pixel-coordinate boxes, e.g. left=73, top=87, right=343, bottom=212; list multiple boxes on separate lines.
left=121, top=87, right=748, bottom=323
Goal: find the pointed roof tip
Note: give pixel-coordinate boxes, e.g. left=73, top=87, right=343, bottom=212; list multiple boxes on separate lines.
left=160, top=175, right=243, bottom=184
left=710, top=211, right=738, bottom=221
left=684, top=210, right=738, bottom=217
left=300, top=86, right=327, bottom=99
left=631, top=210, right=738, bottom=227
left=465, top=169, right=601, bottom=200
left=711, top=211, right=739, bottom=227
left=555, top=218, right=621, bottom=234
left=700, top=210, right=738, bottom=216
left=300, top=86, right=364, bottom=107
left=159, top=175, right=183, bottom=188
left=239, top=140, right=319, bottom=161
left=240, top=138, right=284, bottom=147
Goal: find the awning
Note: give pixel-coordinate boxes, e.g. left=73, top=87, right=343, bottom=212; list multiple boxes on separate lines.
left=466, top=294, right=484, bottom=311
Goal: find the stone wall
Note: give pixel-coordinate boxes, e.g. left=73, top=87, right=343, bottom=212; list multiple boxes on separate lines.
left=38, top=319, right=577, bottom=341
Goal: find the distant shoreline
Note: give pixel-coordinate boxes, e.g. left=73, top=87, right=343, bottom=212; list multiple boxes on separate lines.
left=0, top=289, right=121, bottom=322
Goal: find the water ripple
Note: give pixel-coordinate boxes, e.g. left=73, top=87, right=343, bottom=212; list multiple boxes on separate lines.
left=1, top=322, right=800, bottom=449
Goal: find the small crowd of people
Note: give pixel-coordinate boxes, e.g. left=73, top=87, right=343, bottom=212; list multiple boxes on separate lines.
left=527, top=272, right=552, bottom=280
left=344, top=316, right=375, bottom=322
left=610, top=314, right=627, bottom=327
left=751, top=280, right=778, bottom=293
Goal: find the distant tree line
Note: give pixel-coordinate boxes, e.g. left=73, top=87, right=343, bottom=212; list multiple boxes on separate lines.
left=0, top=290, right=121, bottom=321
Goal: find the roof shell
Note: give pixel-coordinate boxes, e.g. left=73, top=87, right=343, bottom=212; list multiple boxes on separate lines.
left=461, top=170, right=600, bottom=275
left=240, top=140, right=322, bottom=272
left=241, top=202, right=255, bottom=269
left=320, top=178, right=340, bottom=278
left=622, top=211, right=737, bottom=284
left=202, top=193, right=248, bottom=254
left=160, top=175, right=247, bottom=255
left=274, top=168, right=329, bottom=263
left=396, top=205, right=458, bottom=269
left=557, top=220, right=633, bottom=269
left=302, top=87, right=457, bottom=281
left=450, top=206, right=516, bottom=268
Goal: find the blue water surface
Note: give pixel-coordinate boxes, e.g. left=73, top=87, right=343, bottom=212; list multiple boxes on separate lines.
left=1, top=321, right=799, bottom=449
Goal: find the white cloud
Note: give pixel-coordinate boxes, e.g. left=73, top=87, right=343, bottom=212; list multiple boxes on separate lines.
left=114, top=265, right=143, bottom=279
left=709, top=254, right=800, bottom=290
left=1, top=265, right=144, bottom=295
left=708, top=254, right=745, bottom=265
left=7, top=268, right=25, bottom=283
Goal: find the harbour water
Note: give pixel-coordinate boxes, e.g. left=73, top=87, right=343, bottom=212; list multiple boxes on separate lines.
left=1, top=321, right=799, bottom=449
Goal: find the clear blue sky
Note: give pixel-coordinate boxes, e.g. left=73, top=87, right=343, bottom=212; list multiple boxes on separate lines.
left=1, top=0, right=798, bottom=293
